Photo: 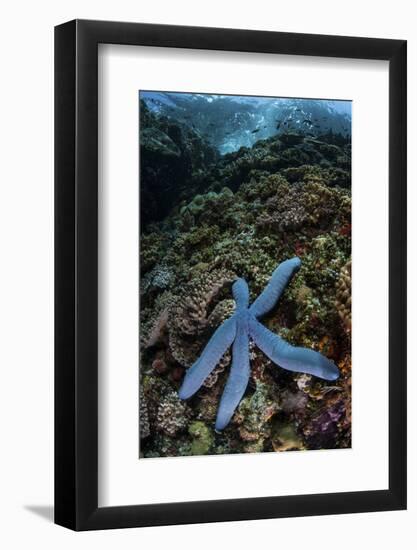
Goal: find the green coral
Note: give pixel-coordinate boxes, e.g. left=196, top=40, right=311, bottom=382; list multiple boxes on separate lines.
left=189, top=421, right=214, bottom=455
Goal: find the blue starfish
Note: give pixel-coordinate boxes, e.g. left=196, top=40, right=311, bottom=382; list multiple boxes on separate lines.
left=178, top=257, right=340, bottom=431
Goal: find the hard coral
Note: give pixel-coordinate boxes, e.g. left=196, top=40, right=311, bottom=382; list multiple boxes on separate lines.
left=156, top=392, right=191, bottom=437
left=169, top=269, right=235, bottom=337
left=139, top=126, right=352, bottom=457
left=335, top=260, right=351, bottom=334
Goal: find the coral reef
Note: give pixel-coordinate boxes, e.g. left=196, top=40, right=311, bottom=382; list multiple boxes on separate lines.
left=155, top=392, right=191, bottom=437
left=335, top=260, right=352, bottom=334
left=139, top=114, right=351, bottom=457
left=179, top=258, right=340, bottom=431
left=140, top=100, right=219, bottom=227
left=234, top=381, right=280, bottom=452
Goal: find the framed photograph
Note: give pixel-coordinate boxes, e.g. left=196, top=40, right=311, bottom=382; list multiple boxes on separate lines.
left=55, top=19, right=407, bottom=530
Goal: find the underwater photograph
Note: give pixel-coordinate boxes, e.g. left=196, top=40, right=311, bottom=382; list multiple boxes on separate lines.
left=139, top=91, right=352, bottom=458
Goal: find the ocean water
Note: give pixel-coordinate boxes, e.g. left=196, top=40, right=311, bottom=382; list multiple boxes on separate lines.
left=140, top=91, right=351, bottom=155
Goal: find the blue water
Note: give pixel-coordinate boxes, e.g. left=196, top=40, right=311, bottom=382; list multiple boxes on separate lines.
left=140, top=91, right=351, bottom=155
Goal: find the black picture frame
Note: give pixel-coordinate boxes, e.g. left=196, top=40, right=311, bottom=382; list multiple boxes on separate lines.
left=55, top=19, right=407, bottom=531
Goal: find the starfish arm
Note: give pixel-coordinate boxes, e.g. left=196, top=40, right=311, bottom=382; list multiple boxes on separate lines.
left=249, top=317, right=340, bottom=381
left=178, top=316, right=237, bottom=400
left=249, top=257, right=301, bottom=318
left=232, top=278, right=249, bottom=310
left=215, top=322, right=250, bottom=431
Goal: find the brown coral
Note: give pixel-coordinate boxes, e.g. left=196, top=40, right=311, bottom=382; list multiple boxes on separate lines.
left=155, top=392, right=191, bottom=436
left=140, top=290, right=175, bottom=349
left=167, top=269, right=235, bottom=367
left=256, top=179, right=348, bottom=234
left=335, top=260, right=351, bottom=333
left=234, top=382, right=280, bottom=448
left=207, top=299, right=235, bottom=329
left=169, top=269, right=235, bottom=337
left=202, top=350, right=231, bottom=388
